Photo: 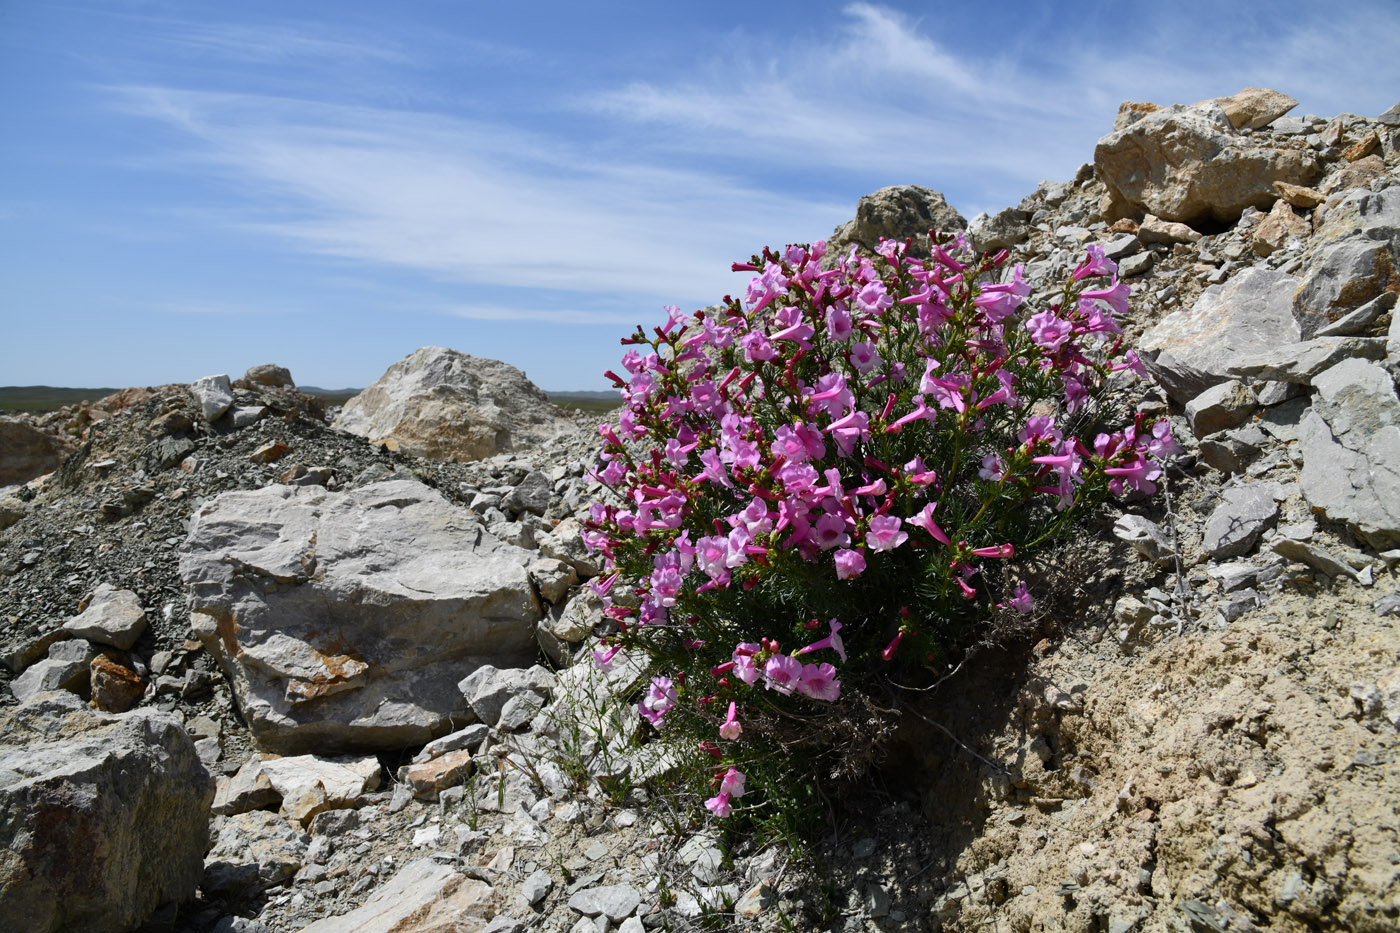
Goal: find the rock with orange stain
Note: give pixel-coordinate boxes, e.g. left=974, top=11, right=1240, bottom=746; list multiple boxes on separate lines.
left=180, top=478, right=542, bottom=754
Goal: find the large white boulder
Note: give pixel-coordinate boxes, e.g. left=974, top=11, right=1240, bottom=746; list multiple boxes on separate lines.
left=334, top=346, right=575, bottom=462
left=179, top=478, right=543, bottom=753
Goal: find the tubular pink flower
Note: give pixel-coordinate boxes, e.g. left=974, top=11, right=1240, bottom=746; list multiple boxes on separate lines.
left=719, top=702, right=742, bottom=740
left=639, top=676, right=678, bottom=727
left=796, top=618, right=847, bottom=662
left=865, top=514, right=908, bottom=552
left=704, top=792, right=733, bottom=818
left=881, top=630, right=904, bottom=661
left=719, top=767, right=747, bottom=798
left=834, top=548, right=866, bottom=580
left=763, top=654, right=803, bottom=694
left=909, top=503, right=951, bottom=545
left=591, top=644, right=622, bottom=671
left=796, top=662, right=841, bottom=701
left=970, top=543, right=1015, bottom=559
left=1072, top=244, right=1117, bottom=281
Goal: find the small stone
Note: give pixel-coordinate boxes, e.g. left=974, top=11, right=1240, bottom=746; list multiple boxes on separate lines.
left=250, top=441, right=291, bottom=464
left=190, top=374, right=234, bottom=420
left=567, top=883, right=641, bottom=921
left=1272, top=181, right=1325, bottom=209
left=1118, top=251, right=1154, bottom=277
left=63, top=583, right=147, bottom=651
left=89, top=651, right=146, bottom=712
left=1138, top=214, right=1202, bottom=245
left=1185, top=381, right=1256, bottom=438
left=1203, top=484, right=1279, bottom=558
left=397, top=748, right=474, bottom=800
left=521, top=869, right=554, bottom=905
left=1343, top=131, right=1380, bottom=162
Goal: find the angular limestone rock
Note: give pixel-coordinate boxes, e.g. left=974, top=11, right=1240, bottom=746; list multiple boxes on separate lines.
left=0, top=695, right=213, bottom=932
left=334, top=347, right=575, bottom=463
left=1213, top=87, right=1299, bottom=131
left=297, top=858, right=496, bottom=933
left=1298, top=359, right=1400, bottom=549
left=826, top=185, right=967, bottom=260
left=180, top=479, right=542, bottom=753
left=62, top=583, right=147, bottom=651
left=1138, top=267, right=1303, bottom=404
left=1094, top=101, right=1319, bottom=225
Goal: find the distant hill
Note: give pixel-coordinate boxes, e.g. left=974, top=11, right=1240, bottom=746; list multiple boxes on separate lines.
left=546, top=390, right=620, bottom=414
left=0, top=386, right=121, bottom=412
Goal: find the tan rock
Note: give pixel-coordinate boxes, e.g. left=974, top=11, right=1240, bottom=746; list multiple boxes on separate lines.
left=1095, top=102, right=1320, bottom=225
left=1252, top=199, right=1310, bottom=256
left=1320, top=155, right=1387, bottom=196
left=1273, top=181, right=1325, bottom=209
left=1112, top=100, right=1162, bottom=132
left=335, top=347, right=576, bottom=463
left=250, top=440, right=291, bottom=463
left=259, top=754, right=381, bottom=825
left=89, top=651, right=145, bottom=713
left=1212, top=87, right=1298, bottom=131
left=1322, top=118, right=1347, bottom=148
left=1344, top=130, right=1381, bottom=162
left=64, top=583, right=148, bottom=651
left=397, top=748, right=474, bottom=799
left=0, top=417, right=71, bottom=486
left=1138, top=214, right=1202, bottom=246
left=297, top=859, right=496, bottom=933
left=1109, top=218, right=1140, bottom=234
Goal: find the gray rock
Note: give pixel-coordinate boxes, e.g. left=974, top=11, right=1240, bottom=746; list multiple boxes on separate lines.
left=1103, top=234, right=1142, bottom=260
left=1113, top=515, right=1174, bottom=566
left=180, top=479, right=542, bottom=753
left=1228, top=337, right=1389, bottom=385
left=827, top=185, right=967, bottom=260
left=1297, top=359, right=1400, bottom=549
left=62, top=583, right=147, bottom=650
left=568, top=883, right=641, bottom=921
left=244, top=363, right=295, bottom=388
left=504, top=470, right=552, bottom=516
left=1271, top=538, right=1361, bottom=580
left=529, top=556, right=577, bottom=605
left=411, top=723, right=490, bottom=764
left=190, top=373, right=235, bottom=421
left=521, top=869, right=554, bottom=906
left=458, top=664, right=556, bottom=727
left=1316, top=291, right=1396, bottom=338
left=1202, top=484, right=1279, bottom=558
left=212, top=756, right=280, bottom=816
left=11, top=637, right=100, bottom=702
left=1138, top=267, right=1303, bottom=405
left=1095, top=101, right=1319, bottom=225
left=0, top=698, right=213, bottom=932
left=1295, top=188, right=1400, bottom=333
left=1200, top=425, right=1270, bottom=476
left=202, top=809, right=308, bottom=894
left=297, top=858, right=495, bottom=932
left=1118, top=251, right=1154, bottom=277
left=1378, top=101, right=1400, bottom=127
left=335, top=347, right=576, bottom=463
left=968, top=207, right=1030, bottom=253
left=1185, top=381, right=1257, bottom=438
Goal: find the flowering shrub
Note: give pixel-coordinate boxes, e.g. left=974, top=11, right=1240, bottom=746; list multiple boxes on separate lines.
left=583, top=233, right=1178, bottom=829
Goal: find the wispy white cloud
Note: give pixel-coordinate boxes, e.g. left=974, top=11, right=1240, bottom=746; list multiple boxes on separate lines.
left=104, top=85, right=849, bottom=311
left=142, top=19, right=411, bottom=66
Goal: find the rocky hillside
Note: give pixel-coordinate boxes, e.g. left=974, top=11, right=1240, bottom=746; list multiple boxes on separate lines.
left=1, top=87, right=1397, bottom=933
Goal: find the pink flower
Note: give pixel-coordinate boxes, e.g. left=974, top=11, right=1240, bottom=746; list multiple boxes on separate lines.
left=1080, top=277, right=1131, bottom=315
left=849, top=340, right=882, bottom=373
left=720, top=767, right=747, bottom=798
left=974, top=264, right=1030, bottom=321
left=639, top=676, right=678, bottom=728
left=719, top=701, right=742, bottom=740
left=908, top=503, right=951, bottom=545
left=763, top=654, right=803, bottom=694
left=826, top=306, right=854, bottom=341
left=1072, top=244, right=1117, bottom=281
left=815, top=512, right=851, bottom=551
left=704, top=792, right=733, bottom=818
left=1027, top=310, right=1073, bottom=350
left=796, top=618, right=847, bottom=662
left=1008, top=581, right=1033, bottom=614
left=834, top=548, right=866, bottom=580
left=591, top=644, right=622, bottom=671
left=796, top=662, right=841, bottom=701
left=865, top=515, right=908, bottom=552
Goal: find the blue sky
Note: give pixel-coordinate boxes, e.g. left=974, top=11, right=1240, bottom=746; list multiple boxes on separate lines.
left=2, top=1, right=1397, bottom=391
